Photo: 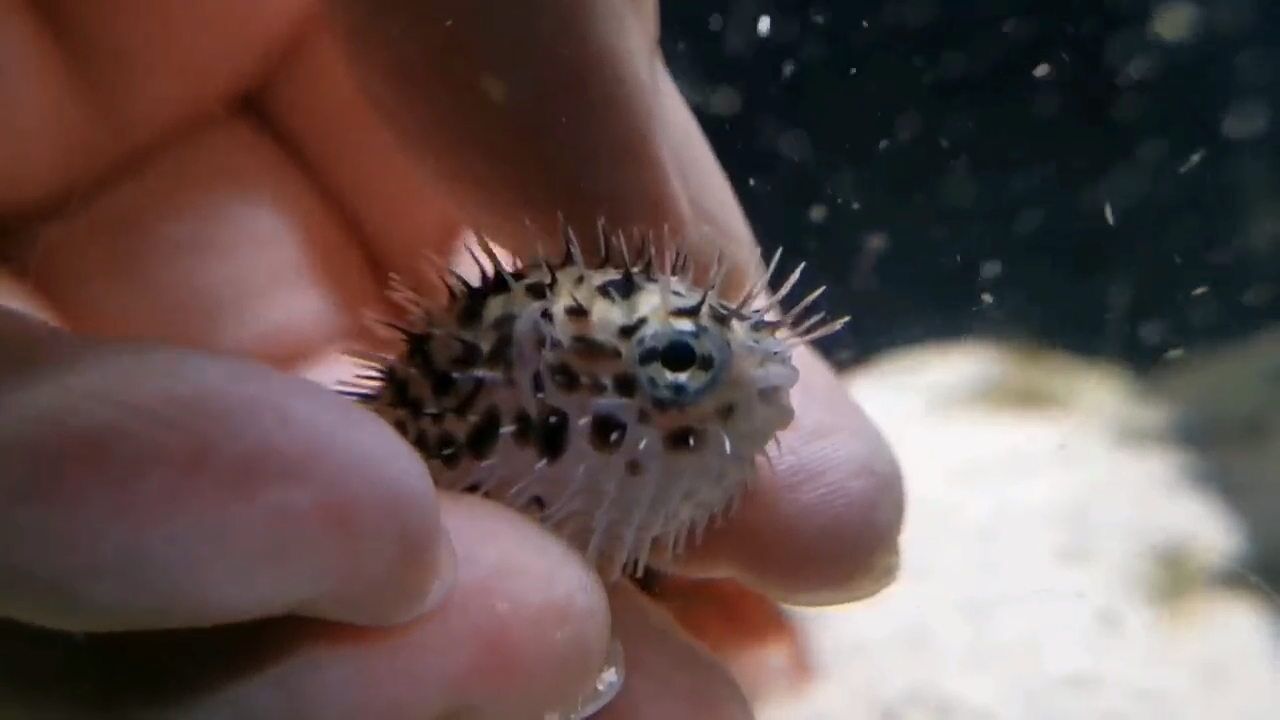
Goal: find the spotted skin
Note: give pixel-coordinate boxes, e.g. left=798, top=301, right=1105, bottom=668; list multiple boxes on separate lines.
left=340, top=228, right=845, bottom=581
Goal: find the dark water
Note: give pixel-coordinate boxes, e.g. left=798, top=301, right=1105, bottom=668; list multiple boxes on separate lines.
left=661, top=1, right=1280, bottom=372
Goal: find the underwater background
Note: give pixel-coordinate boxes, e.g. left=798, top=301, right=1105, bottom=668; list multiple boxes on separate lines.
left=660, top=0, right=1279, bottom=371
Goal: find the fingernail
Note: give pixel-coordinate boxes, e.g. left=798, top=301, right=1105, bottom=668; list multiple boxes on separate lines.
left=846, top=541, right=900, bottom=602
left=543, top=638, right=626, bottom=720
left=416, top=528, right=459, bottom=616
left=306, top=519, right=457, bottom=626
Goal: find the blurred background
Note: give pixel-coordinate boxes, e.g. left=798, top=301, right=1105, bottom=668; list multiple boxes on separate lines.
left=660, top=0, right=1278, bottom=369
left=650, top=2, right=1280, bottom=717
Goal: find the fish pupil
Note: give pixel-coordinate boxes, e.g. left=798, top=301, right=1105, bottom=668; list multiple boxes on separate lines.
left=659, top=339, right=698, bottom=373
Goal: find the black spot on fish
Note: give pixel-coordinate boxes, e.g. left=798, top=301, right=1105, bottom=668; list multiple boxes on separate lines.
left=612, top=372, right=638, bottom=398
left=450, top=337, right=484, bottom=369
left=596, top=273, right=638, bottom=302
left=750, top=317, right=781, bottom=333
left=456, top=291, right=487, bottom=328
left=403, top=331, right=434, bottom=369
left=664, top=426, right=701, bottom=452
left=569, top=336, right=623, bottom=362
left=453, top=377, right=485, bottom=417
left=524, top=281, right=549, bottom=300
left=513, top=409, right=534, bottom=447
left=617, top=316, right=648, bottom=340
left=637, top=346, right=661, bottom=366
left=536, top=406, right=570, bottom=463
left=430, top=371, right=456, bottom=398
left=548, top=361, right=581, bottom=393
left=670, top=294, right=707, bottom=318
left=382, top=367, right=420, bottom=415
left=585, top=376, right=608, bottom=395
left=707, top=303, right=733, bottom=327
left=413, top=428, right=434, bottom=457
left=434, top=430, right=463, bottom=469
left=484, top=330, right=514, bottom=371
left=589, top=413, right=628, bottom=453
left=465, top=405, right=502, bottom=461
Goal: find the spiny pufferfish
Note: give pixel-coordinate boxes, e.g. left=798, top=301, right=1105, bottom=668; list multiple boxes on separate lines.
left=340, top=223, right=845, bottom=581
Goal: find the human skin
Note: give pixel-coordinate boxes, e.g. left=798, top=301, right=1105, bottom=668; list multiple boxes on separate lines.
left=0, top=1, right=905, bottom=718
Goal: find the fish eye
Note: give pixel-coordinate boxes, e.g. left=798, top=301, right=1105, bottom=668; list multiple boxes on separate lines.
left=659, top=339, right=698, bottom=373
left=633, top=328, right=731, bottom=408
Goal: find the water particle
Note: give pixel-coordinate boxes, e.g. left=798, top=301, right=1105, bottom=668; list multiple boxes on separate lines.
left=756, top=14, right=772, bottom=38
left=706, top=85, right=743, bottom=117
left=1220, top=99, right=1272, bottom=141
left=479, top=74, right=507, bottom=104
left=1177, top=148, right=1207, bottom=174
left=979, top=259, right=1004, bottom=281
left=1149, top=1, right=1204, bottom=44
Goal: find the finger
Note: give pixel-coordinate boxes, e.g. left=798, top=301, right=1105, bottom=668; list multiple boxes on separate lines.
left=258, top=16, right=467, bottom=303
left=667, top=345, right=906, bottom=607
left=318, top=0, right=762, bottom=291
left=0, top=309, right=453, bottom=632
left=0, top=267, right=58, bottom=324
left=19, top=117, right=388, bottom=366
left=0, top=0, right=311, bottom=209
left=0, top=494, right=613, bottom=720
left=594, top=582, right=752, bottom=720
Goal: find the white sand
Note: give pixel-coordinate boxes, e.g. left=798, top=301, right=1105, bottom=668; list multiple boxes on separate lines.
left=756, top=340, right=1280, bottom=720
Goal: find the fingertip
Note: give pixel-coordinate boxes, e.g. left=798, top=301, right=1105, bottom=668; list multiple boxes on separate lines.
left=675, top=345, right=906, bottom=606
left=298, top=479, right=457, bottom=627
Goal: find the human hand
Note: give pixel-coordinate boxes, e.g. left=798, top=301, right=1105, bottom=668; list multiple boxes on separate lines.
left=0, top=1, right=904, bottom=718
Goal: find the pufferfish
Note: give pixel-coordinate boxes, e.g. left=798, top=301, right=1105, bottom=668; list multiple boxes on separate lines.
left=338, top=224, right=845, bottom=581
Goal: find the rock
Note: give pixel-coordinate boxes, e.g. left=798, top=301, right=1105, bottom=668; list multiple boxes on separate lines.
left=1148, top=326, right=1280, bottom=581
